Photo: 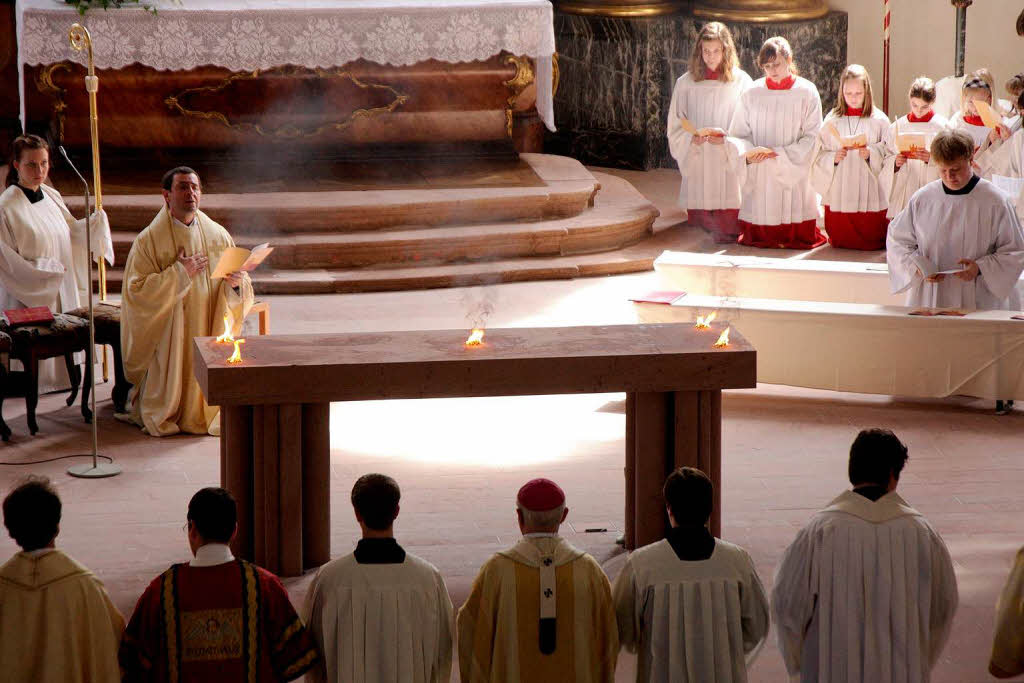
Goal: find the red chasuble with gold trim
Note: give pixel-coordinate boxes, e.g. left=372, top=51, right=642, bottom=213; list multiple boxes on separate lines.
left=120, top=560, right=319, bottom=682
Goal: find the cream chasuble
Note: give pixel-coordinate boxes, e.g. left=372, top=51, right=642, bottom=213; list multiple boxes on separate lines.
left=886, top=178, right=1024, bottom=309
left=0, top=549, right=124, bottom=683
left=304, top=551, right=454, bottom=683
left=121, top=206, right=253, bottom=436
left=666, top=67, right=752, bottom=210
left=990, top=547, right=1024, bottom=677
left=772, top=491, right=958, bottom=683
left=0, top=184, right=113, bottom=392
left=879, top=115, right=949, bottom=219
left=811, top=110, right=892, bottom=213
left=457, top=535, right=618, bottom=683
left=613, top=538, right=769, bottom=683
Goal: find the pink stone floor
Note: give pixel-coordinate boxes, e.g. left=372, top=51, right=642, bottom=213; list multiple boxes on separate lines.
left=1, top=170, right=1021, bottom=682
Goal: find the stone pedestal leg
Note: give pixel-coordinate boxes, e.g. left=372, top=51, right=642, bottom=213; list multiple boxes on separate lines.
left=220, top=402, right=331, bottom=577
left=624, top=389, right=722, bottom=550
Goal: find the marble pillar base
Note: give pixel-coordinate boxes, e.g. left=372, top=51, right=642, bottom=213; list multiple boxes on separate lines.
left=548, top=10, right=848, bottom=170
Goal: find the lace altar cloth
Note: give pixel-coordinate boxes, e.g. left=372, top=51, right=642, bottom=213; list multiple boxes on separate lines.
left=17, top=0, right=556, bottom=130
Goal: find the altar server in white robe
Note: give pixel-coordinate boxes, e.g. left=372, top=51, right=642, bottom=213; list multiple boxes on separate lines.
left=667, top=22, right=752, bottom=244
left=880, top=78, right=949, bottom=220
left=304, top=474, right=454, bottom=683
left=729, top=36, right=825, bottom=249
left=886, top=129, right=1024, bottom=311
left=0, top=135, right=113, bottom=392
left=950, top=77, right=1001, bottom=163
left=772, top=428, right=958, bottom=683
left=120, top=166, right=254, bottom=436
left=458, top=478, right=618, bottom=682
left=613, top=466, right=769, bottom=683
left=812, top=64, right=891, bottom=250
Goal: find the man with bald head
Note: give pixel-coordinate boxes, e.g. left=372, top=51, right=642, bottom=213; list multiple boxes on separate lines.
left=457, top=478, right=618, bottom=682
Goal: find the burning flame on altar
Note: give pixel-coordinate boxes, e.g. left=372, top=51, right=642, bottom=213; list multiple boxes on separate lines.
left=694, top=311, right=717, bottom=329
left=215, top=313, right=235, bottom=343
left=465, top=328, right=485, bottom=347
left=713, top=327, right=730, bottom=347
left=227, top=338, right=245, bottom=364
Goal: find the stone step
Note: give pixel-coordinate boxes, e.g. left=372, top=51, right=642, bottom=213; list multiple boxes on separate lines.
left=68, top=153, right=599, bottom=235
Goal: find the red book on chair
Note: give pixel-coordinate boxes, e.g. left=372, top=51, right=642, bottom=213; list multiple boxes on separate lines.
left=4, top=306, right=55, bottom=327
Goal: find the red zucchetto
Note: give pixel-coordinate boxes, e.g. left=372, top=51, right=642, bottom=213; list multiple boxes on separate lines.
left=516, top=478, right=565, bottom=511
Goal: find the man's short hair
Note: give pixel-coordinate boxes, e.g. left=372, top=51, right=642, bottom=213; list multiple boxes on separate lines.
left=3, top=476, right=61, bottom=551
left=162, top=166, right=200, bottom=191
left=187, top=487, right=237, bottom=543
left=351, top=474, right=400, bottom=530
left=663, top=467, right=713, bottom=526
left=848, top=428, right=909, bottom=487
left=930, top=130, right=975, bottom=165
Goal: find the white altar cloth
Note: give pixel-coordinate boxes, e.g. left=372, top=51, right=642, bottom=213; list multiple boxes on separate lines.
left=653, top=251, right=1024, bottom=306
left=17, top=0, right=556, bottom=130
left=635, top=294, right=1024, bottom=402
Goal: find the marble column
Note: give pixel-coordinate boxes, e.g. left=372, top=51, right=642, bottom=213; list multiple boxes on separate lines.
left=548, top=10, right=848, bottom=170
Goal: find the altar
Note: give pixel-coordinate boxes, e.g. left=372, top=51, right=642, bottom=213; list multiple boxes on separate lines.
left=16, top=0, right=557, bottom=164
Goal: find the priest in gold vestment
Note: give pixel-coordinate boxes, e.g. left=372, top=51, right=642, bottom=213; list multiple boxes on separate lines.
left=120, top=167, right=253, bottom=436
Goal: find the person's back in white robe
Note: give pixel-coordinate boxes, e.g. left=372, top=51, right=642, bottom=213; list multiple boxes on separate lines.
left=886, top=177, right=1024, bottom=309
left=612, top=536, right=769, bottom=682
left=728, top=76, right=825, bottom=249
left=772, top=490, right=958, bottom=683
left=879, top=114, right=950, bottom=219
left=303, top=547, right=454, bottom=683
left=667, top=66, right=752, bottom=241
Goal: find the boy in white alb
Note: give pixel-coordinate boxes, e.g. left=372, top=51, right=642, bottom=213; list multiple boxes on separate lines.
left=667, top=22, right=752, bottom=243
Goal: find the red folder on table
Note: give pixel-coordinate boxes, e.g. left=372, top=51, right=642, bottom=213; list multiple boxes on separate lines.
left=4, top=306, right=54, bottom=327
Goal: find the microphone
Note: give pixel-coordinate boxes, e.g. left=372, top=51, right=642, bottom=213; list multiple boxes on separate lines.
left=58, top=145, right=90, bottom=194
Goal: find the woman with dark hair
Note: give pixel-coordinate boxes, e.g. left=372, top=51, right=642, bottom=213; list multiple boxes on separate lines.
left=0, top=134, right=112, bottom=391
left=666, top=22, right=752, bottom=244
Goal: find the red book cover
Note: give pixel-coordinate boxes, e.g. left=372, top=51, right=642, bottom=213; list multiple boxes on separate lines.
left=629, top=291, right=687, bottom=305
left=4, top=306, right=55, bottom=326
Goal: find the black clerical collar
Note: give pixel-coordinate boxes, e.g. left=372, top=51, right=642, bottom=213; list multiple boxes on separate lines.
left=666, top=525, right=716, bottom=561
left=353, top=538, right=405, bottom=564
left=16, top=184, right=44, bottom=204
left=942, top=174, right=980, bottom=195
left=852, top=485, right=889, bottom=502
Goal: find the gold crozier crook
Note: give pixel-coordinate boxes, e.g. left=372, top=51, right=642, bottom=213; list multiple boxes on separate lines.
left=69, top=23, right=109, bottom=382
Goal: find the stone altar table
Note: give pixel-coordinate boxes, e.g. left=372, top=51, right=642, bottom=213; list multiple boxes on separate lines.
left=194, top=323, right=755, bottom=576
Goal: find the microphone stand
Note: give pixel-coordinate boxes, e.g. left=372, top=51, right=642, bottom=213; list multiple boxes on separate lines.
left=60, top=145, right=121, bottom=479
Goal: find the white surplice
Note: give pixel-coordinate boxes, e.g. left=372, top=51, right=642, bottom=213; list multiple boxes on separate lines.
left=886, top=178, right=1024, bottom=308
left=772, top=490, right=958, bottom=683
left=303, top=551, right=454, bottom=683
left=0, top=184, right=113, bottom=392
left=949, top=110, right=994, bottom=149
left=812, top=109, right=892, bottom=213
left=612, top=538, right=769, bottom=683
left=879, top=114, right=950, bottom=218
left=666, top=67, right=752, bottom=210
left=729, top=76, right=823, bottom=227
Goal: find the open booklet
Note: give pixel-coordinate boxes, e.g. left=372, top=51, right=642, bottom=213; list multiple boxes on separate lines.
left=678, top=118, right=725, bottom=137
left=211, top=243, right=273, bottom=279
left=908, top=308, right=968, bottom=316
left=974, top=100, right=1003, bottom=129
left=896, top=133, right=927, bottom=153
left=825, top=123, right=867, bottom=149
left=743, top=146, right=776, bottom=160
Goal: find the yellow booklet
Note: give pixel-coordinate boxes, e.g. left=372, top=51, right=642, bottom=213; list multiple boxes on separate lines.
left=826, top=123, right=867, bottom=149
left=679, top=117, right=725, bottom=137
left=974, top=100, right=1002, bottom=129
left=211, top=243, right=273, bottom=279
left=896, top=133, right=927, bottom=153
left=743, top=146, right=775, bottom=159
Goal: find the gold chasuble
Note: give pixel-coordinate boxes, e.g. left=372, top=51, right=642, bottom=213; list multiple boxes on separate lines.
left=0, top=549, right=125, bottom=683
left=457, top=536, right=618, bottom=682
left=121, top=206, right=253, bottom=436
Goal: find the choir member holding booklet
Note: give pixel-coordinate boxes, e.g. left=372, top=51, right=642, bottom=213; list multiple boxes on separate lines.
left=667, top=22, right=752, bottom=244
left=881, top=77, right=949, bottom=220
left=729, top=36, right=825, bottom=249
left=811, top=64, right=892, bottom=250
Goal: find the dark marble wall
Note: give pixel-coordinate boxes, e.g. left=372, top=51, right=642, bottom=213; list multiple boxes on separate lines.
left=0, top=0, right=19, bottom=161
left=547, top=10, right=848, bottom=170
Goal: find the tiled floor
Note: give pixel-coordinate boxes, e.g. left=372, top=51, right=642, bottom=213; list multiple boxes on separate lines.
left=0, top=170, right=1020, bottom=682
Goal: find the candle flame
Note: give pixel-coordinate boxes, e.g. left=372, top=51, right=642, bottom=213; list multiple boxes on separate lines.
left=227, top=338, right=245, bottom=364
left=694, top=311, right=717, bottom=329
left=215, top=313, right=234, bottom=343
left=713, top=327, right=730, bottom=347
left=465, top=328, right=485, bottom=347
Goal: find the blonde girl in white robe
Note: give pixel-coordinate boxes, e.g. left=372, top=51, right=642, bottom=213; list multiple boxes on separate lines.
left=880, top=77, right=949, bottom=220
left=667, top=22, right=752, bottom=244
left=812, top=64, right=891, bottom=250
left=729, top=36, right=825, bottom=249
left=949, top=76, right=1005, bottom=179
left=0, top=135, right=112, bottom=393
